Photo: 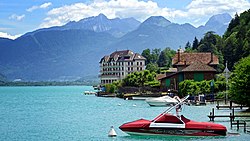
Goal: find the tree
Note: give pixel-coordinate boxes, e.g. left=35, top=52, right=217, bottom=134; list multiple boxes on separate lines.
left=198, top=31, right=217, bottom=52
left=185, top=41, right=191, bottom=50
left=146, top=63, right=159, bottom=73
left=157, top=51, right=169, bottom=67
left=122, top=70, right=157, bottom=87
left=229, top=55, right=250, bottom=107
left=151, top=48, right=161, bottom=63
left=141, top=49, right=151, bottom=65
left=192, top=37, right=199, bottom=50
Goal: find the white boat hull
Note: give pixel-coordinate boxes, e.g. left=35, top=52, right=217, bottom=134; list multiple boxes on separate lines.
left=146, top=96, right=178, bottom=106
left=146, top=101, right=176, bottom=106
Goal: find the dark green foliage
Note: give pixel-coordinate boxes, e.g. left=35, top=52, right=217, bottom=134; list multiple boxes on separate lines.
left=222, top=9, right=250, bottom=70
left=198, top=31, right=217, bottom=52
left=185, top=41, right=191, bottom=50
left=229, top=55, right=250, bottom=106
left=157, top=51, right=169, bottom=67
left=151, top=48, right=161, bottom=63
left=192, top=37, right=199, bottom=50
left=105, top=83, right=117, bottom=93
left=146, top=63, right=159, bottom=73
left=141, top=48, right=151, bottom=65
left=142, top=47, right=175, bottom=71
left=179, top=79, right=226, bottom=97
left=122, top=70, right=157, bottom=87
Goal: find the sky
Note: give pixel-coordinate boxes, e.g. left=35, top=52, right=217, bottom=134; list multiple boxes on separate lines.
left=1, top=0, right=250, bottom=39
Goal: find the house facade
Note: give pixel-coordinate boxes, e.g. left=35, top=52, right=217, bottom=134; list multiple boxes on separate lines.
left=99, top=50, right=146, bottom=85
left=159, top=50, right=219, bottom=91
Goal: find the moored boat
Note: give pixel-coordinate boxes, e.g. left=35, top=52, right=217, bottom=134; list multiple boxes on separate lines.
left=145, top=95, right=178, bottom=106
left=119, top=95, right=227, bottom=136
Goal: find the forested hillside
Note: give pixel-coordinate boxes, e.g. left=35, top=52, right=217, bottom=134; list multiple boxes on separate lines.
left=184, top=9, right=250, bottom=71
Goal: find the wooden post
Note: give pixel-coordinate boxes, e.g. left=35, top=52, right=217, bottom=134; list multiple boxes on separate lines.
left=232, top=108, right=235, bottom=121
left=217, top=101, right=219, bottom=109
left=230, top=101, right=232, bottom=109
left=212, top=108, right=214, bottom=121
left=237, top=120, right=239, bottom=130
left=230, top=113, right=232, bottom=128
left=209, top=112, right=212, bottom=121
left=244, top=121, right=246, bottom=132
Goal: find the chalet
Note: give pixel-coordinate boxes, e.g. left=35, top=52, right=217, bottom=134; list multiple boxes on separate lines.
left=159, top=49, right=219, bottom=91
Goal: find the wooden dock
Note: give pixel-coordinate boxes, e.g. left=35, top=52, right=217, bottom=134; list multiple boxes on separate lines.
left=208, top=108, right=250, bottom=121
left=216, top=101, right=248, bottom=109
left=231, top=120, right=248, bottom=132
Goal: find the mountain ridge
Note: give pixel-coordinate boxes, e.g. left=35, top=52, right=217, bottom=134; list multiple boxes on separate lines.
left=0, top=13, right=232, bottom=81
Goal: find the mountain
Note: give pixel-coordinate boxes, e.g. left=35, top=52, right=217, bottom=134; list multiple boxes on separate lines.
left=198, top=13, right=232, bottom=35
left=30, top=14, right=140, bottom=38
left=0, top=13, right=231, bottom=81
left=0, top=30, right=117, bottom=81
left=0, top=73, right=7, bottom=82
left=111, top=17, right=201, bottom=53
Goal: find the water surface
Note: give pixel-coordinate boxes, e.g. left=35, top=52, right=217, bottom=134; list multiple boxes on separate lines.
left=0, top=86, right=249, bottom=141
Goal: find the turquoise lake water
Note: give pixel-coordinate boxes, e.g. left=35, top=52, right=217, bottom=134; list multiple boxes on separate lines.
left=0, top=86, right=249, bottom=141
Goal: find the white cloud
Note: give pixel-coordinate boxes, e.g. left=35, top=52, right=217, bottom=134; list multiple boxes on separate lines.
left=0, top=32, right=21, bottom=39
left=27, top=2, right=52, bottom=12
left=9, top=14, right=25, bottom=21
left=40, top=0, right=250, bottom=28
left=183, top=0, right=250, bottom=25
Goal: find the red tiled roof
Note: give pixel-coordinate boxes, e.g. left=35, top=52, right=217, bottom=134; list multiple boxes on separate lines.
left=181, top=61, right=216, bottom=72
left=172, top=52, right=219, bottom=66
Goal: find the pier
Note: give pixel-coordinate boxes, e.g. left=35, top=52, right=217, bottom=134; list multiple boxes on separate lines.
left=208, top=108, right=250, bottom=121
left=216, top=101, right=248, bottom=110
left=231, top=120, right=248, bottom=132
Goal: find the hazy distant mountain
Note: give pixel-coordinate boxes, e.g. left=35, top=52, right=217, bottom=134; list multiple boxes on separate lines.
left=0, top=13, right=231, bottom=81
left=0, top=73, right=7, bottom=82
left=0, top=30, right=117, bottom=81
left=63, top=13, right=140, bottom=37
left=112, top=16, right=201, bottom=53
left=198, top=13, right=232, bottom=35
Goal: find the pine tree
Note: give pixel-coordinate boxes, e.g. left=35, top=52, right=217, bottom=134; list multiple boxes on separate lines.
left=192, top=37, right=199, bottom=50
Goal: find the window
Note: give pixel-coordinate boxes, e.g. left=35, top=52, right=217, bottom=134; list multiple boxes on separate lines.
left=137, top=62, right=139, bottom=65
left=140, top=62, right=142, bottom=65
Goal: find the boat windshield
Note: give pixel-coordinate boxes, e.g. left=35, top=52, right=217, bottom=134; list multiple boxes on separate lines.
left=153, top=114, right=184, bottom=124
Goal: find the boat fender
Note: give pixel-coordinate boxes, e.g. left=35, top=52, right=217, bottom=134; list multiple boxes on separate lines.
left=108, top=126, right=117, bottom=137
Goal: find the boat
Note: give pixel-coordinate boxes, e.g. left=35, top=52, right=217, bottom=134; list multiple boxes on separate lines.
left=119, top=95, right=227, bottom=136
left=84, top=91, right=97, bottom=95
left=145, top=95, right=178, bottom=106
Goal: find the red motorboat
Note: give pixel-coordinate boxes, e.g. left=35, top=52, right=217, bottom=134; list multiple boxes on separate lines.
left=119, top=96, right=227, bottom=136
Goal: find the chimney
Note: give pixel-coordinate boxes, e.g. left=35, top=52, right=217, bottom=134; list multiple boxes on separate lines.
left=184, top=61, right=187, bottom=68
left=211, top=52, right=213, bottom=63
left=177, top=49, right=180, bottom=63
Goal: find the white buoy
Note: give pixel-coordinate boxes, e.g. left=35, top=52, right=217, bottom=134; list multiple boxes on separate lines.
left=108, top=126, right=117, bottom=137
left=117, top=103, right=121, bottom=106
left=133, top=104, right=136, bottom=107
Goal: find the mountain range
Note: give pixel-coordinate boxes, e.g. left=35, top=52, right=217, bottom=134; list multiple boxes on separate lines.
left=0, top=13, right=232, bottom=81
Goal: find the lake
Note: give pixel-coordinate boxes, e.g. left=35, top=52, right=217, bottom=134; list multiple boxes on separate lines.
left=0, top=86, right=249, bottom=141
